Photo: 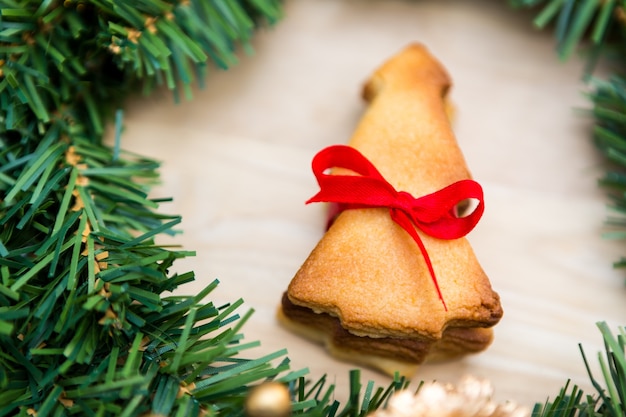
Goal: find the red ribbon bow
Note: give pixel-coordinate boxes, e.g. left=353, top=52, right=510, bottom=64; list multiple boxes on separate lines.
left=306, top=145, right=485, bottom=310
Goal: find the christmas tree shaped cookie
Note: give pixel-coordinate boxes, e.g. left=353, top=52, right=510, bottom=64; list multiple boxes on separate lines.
left=278, top=43, right=503, bottom=376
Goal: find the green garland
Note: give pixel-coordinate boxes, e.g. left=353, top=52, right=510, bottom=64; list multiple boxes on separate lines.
left=593, top=76, right=626, bottom=269
left=511, top=1, right=626, bottom=414
left=0, top=0, right=625, bottom=416
left=0, top=1, right=305, bottom=415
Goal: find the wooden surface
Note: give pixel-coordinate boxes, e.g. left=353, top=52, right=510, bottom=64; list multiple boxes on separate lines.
left=119, top=0, right=626, bottom=408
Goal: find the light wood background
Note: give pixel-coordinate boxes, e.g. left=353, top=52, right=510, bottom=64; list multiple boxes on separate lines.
left=118, top=0, right=626, bottom=408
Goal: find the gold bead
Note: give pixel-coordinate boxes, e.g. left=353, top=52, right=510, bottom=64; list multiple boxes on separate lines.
left=245, top=382, right=291, bottom=417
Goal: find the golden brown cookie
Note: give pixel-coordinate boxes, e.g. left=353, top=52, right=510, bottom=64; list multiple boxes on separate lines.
left=278, top=43, right=502, bottom=376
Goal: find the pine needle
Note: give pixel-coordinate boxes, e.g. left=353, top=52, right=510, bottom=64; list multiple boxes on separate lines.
left=0, top=1, right=296, bottom=415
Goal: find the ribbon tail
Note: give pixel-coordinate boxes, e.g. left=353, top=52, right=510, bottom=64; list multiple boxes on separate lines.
left=391, top=210, right=448, bottom=311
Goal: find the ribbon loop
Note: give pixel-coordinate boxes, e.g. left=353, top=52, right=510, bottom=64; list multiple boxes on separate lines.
left=306, top=145, right=486, bottom=310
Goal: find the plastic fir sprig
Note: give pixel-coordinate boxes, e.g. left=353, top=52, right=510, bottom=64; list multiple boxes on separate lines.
left=590, top=75, right=626, bottom=269
left=0, top=114, right=300, bottom=416
left=289, top=370, right=409, bottom=417
left=504, top=2, right=626, bottom=412
left=507, top=0, right=626, bottom=68
left=532, top=322, right=626, bottom=417
left=0, top=0, right=282, bottom=140
left=0, top=0, right=297, bottom=415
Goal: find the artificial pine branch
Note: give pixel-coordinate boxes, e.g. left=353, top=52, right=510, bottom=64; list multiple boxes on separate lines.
left=593, top=75, right=626, bottom=268
left=0, top=112, right=309, bottom=415
left=531, top=322, right=626, bottom=417
left=0, top=0, right=282, bottom=138
left=0, top=1, right=309, bottom=415
left=288, top=370, right=408, bottom=417
left=504, top=2, right=626, bottom=416
left=506, top=0, right=626, bottom=66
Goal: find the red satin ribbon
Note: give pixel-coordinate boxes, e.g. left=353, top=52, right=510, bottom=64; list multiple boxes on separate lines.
left=306, top=145, right=485, bottom=310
